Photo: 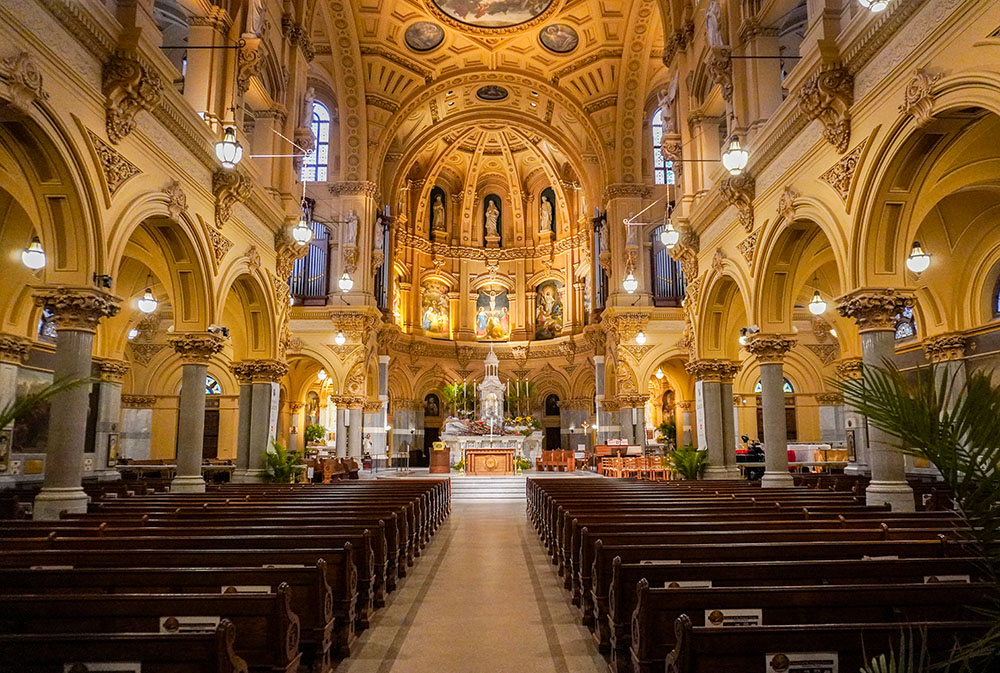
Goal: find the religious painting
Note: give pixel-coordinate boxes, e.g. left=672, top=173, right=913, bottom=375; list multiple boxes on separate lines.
left=404, top=21, right=445, bottom=51
left=539, top=23, right=578, bottom=53
left=107, top=432, right=120, bottom=468
left=424, top=393, right=441, bottom=417
left=11, top=368, right=52, bottom=453
left=475, top=290, right=511, bottom=341
left=483, top=194, right=502, bottom=244
left=421, top=281, right=451, bottom=338
left=432, top=0, right=552, bottom=28
left=544, top=394, right=560, bottom=417
left=476, top=85, right=508, bottom=101
left=306, top=391, right=320, bottom=426
left=539, top=186, right=556, bottom=234
left=429, top=186, right=447, bottom=234
left=534, top=279, right=564, bottom=340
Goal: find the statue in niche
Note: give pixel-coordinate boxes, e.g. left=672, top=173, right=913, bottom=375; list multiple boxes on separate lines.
left=539, top=195, right=553, bottom=234
left=343, top=209, right=358, bottom=248
left=432, top=194, right=446, bottom=231
left=599, top=221, right=609, bottom=255
left=658, top=73, right=678, bottom=133
left=248, top=0, right=265, bottom=36
left=301, top=86, right=315, bottom=127
left=705, top=0, right=724, bottom=48
left=485, top=200, right=500, bottom=238
left=374, top=216, right=384, bottom=252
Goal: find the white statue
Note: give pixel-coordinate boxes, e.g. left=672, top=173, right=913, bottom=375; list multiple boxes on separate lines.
left=248, top=0, right=265, bottom=36
left=539, top=195, right=553, bottom=233
left=374, top=217, right=384, bottom=252
left=599, top=222, right=609, bottom=255
left=301, top=86, right=315, bottom=128
left=705, top=0, right=724, bottom=48
left=343, top=209, right=358, bottom=248
left=432, top=194, right=446, bottom=231
left=485, top=200, right=500, bottom=237
left=626, top=222, right=638, bottom=248
left=658, top=73, right=678, bottom=133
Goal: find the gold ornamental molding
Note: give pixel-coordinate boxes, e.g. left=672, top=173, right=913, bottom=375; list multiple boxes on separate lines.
left=685, top=359, right=741, bottom=383
left=102, top=52, right=163, bottom=144
left=603, top=183, right=651, bottom=201
left=121, top=394, right=157, bottom=408
left=616, top=393, right=650, bottom=409
left=815, top=392, right=844, bottom=406
left=0, top=51, right=49, bottom=115
left=0, top=334, right=32, bottom=364
left=600, top=398, right=621, bottom=414
left=820, top=141, right=865, bottom=202
left=797, top=63, right=853, bottom=153
left=167, top=332, right=225, bottom=363
left=327, top=181, right=379, bottom=199
left=230, top=359, right=289, bottom=384
left=86, top=129, right=141, bottom=197
left=94, top=357, right=130, bottom=383
left=676, top=400, right=694, bottom=412
left=836, top=288, right=915, bottom=333
left=833, top=357, right=863, bottom=380
left=744, top=334, right=796, bottom=364
left=922, top=333, right=967, bottom=363
left=329, top=310, right=380, bottom=341
left=212, top=169, right=252, bottom=229
left=395, top=229, right=585, bottom=262
left=33, top=286, right=122, bottom=333
left=362, top=400, right=383, bottom=414
left=719, top=172, right=755, bottom=232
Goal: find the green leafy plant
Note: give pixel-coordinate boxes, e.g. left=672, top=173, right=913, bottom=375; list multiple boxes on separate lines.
left=833, top=363, right=1000, bottom=670
left=0, top=376, right=91, bottom=431
left=451, top=458, right=464, bottom=471
left=442, top=383, right=472, bottom=418
left=303, top=424, right=326, bottom=444
left=668, top=445, right=707, bottom=480
left=656, top=419, right=677, bottom=447
left=860, top=627, right=930, bottom=673
left=514, top=455, right=532, bottom=471
left=262, top=440, right=303, bottom=483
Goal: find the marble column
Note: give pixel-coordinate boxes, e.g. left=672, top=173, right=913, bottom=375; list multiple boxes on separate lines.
left=599, top=399, right=620, bottom=445
left=32, top=287, right=121, bottom=519
left=617, top=394, right=649, bottom=446
left=923, top=334, right=968, bottom=407
left=745, top=335, right=797, bottom=488
left=676, top=400, right=694, bottom=447
left=334, top=399, right=347, bottom=458
left=347, top=398, right=364, bottom=459
left=167, top=332, right=224, bottom=493
left=92, top=358, right=130, bottom=481
left=837, top=288, right=916, bottom=511
left=287, top=401, right=304, bottom=452
left=0, top=335, right=32, bottom=489
left=231, top=367, right=253, bottom=479
left=120, top=395, right=156, bottom=460
left=685, top=359, right=741, bottom=479
left=835, top=358, right=869, bottom=476
left=815, top=392, right=845, bottom=443
left=230, top=359, right=288, bottom=481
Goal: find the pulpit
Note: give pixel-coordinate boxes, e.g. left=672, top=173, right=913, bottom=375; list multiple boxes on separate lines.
left=464, top=447, right=514, bottom=476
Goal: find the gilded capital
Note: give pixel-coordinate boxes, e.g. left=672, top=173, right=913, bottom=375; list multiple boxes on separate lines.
left=168, top=332, right=225, bottom=363
left=33, top=287, right=122, bottom=333
left=836, top=288, right=915, bottom=333
left=600, top=398, right=621, bottom=414
left=230, top=358, right=288, bottom=383
left=288, top=401, right=304, bottom=412
left=676, top=400, right=694, bottom=411
left=95, top=357, right=130, bottom=383
left=833, top=357, right=863, bottom=380
left=617, top=393, right=649, bottom=409
left=559, top=398, right=593, bottom=412
left=121, top=394, right=156, bottom=408
left=363, top=400, right=384, bottom=414
left=922, top=333, right=966, bottom=363
left=815, top=392, right=844, bottom=406
left=0, top=334, right=32, bottom=364
left=744, top=334, right=796, bottom=363
left=685, top=358, right=740, bottom=383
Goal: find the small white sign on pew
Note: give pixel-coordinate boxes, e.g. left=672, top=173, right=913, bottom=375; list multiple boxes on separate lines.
left=705, top=608, right=761, bottom=627
left=665, top=580, right=712, bottom=588
left=924, top=574, right=971, bottom=583
left=159, top=616, right=221, bottom=633
left=64, top=665, right=140, bottom=672
left=766, top=652, right=838, bottom=673
left=222, top=585, right=271, bottom=593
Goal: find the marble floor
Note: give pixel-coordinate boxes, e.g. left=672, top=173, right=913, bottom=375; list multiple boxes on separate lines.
left=336, top=501, right=607, bottom=673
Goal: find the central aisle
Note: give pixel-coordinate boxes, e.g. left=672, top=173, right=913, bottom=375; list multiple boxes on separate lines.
left=337, top=500, right=608, bottom=673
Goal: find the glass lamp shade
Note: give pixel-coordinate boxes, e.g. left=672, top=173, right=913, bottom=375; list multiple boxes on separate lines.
left=635, top=330, right=647, bottom=345
left=338, top=272, right=354, bottom=293
left=137, top=288, right=158, bottom=314
left=127, top=328, right=139, bottom=340
left=738, top=333, right=748, bottom=346
left=334, top=331, right=346, bottom=346
left=21, top=237, right=46, bottom=270
left=214, top=127, right=244, bottom=170
left=292, top=217, right=313, bottom=246
left=722, top=136, right=750, bottom=175
left=808, top=290, right=827, bottom=315
left=623, top=271, right=638, bottom=294
left=858, top=0, right=890, bottom=12
left=655, top=367, right=664, bottom=379
left=317, top=369, right=327, bottom=381
left=660, top=222, right=680, bottom=248
left=906, top=241, right=931, bottom=273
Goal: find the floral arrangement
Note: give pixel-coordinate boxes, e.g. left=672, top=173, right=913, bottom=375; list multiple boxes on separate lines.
left=504, top=415, right=542, bottom=437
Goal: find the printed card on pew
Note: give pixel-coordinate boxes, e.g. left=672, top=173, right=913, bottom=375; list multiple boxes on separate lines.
left=924, top=574, right=971, bottom=583
left=221, top=585, right=271, bottom=593
left=62, top=664, right=141, bottom=672
left=766, top=652, right=838, bottom=673
left=665, top=580, right=712, bottom=588
left=640, top=559, right=680, bottom=565
left=159, top=616, right=221, bottom=633
left=705, top=608, right=761, bottom=627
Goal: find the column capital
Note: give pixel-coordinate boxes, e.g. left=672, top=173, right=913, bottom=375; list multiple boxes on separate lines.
left=836, top=287, right=915, bottom=333
left=230, top=358, right=288, bottom=383
left=332, top=394, right=366, bottom=409
left=676, top=400, right=694, bottom=411
left=600, top=398, right=621, bottom=413
left=744, top=334, right=796, bottom=364
left=685, top=358, right=741, bottom=383
left=122, top=394, right=157, bottom=408
left=0, top=333, right=32, bottom=364
left=815, top=392, right=844, bottom=406
left=33, top=286, right=121, bottom=333
left=288, top=401, right=304, bottom=412
left=94, top=357, right=130, bottom=382
left=833, top=357, right=863, bottom=380
left=922, top=333, right=967, bottom=363
left=168, top=332, right=225, bottom=363
left=616, top=393, right=649, bottom=408
left=558, top=398, right=593, bottom=412
left=362, top=400, right=383, bottom=414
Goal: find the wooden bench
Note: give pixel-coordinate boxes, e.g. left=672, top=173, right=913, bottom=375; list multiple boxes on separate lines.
left=536, top=450, right=575, bottom=471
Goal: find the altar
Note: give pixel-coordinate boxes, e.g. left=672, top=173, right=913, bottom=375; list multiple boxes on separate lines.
left=465, top=446, right=514, bottom=475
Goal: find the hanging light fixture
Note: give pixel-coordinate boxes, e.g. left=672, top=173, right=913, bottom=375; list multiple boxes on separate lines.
left=655, top=367, right=664, bottom=379
left=137, top=279, right=158, bottom=314
left=21, top=236, right=46, bottom=270
left=334, top=330, right=346, bottom=346
left=905, top=241, right=931, bottom=273
left=127, top=328, right=139, bottom=340
left=830, top=328, right=838, bottom=338
left=858, top=0, right=890, bottom=13
left=338, top=272, right=354, bottom=293
left=214, top=126, right=244, bottom=170
left=808, top=290, right=827, bottom=315
left=292, top=214, right=312, bottom=246
left=721, top=135, right=750, bottom=176
left=659, top=221, right=680, bottom=249
left=635, top=330, right=647, bottom=345
left=738, top=332, right=748, bottom=346
left=623, top=270, right=638, bottom=294
left=317, top=368, right=327, bottom=381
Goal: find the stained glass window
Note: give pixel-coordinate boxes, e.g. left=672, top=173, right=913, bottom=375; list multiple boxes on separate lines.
left=37, top=308, right=57, bottom=343
left=994, top=276, right=1000, bottom=316
left=651, top=109, right=675, bottom=186
left=205, top=375, right=221, bottom=396
left=300, top=101, right=330, bottom=182
left=754, top=378, right=794, bottom=394
left=894, top=305, right=917, bottom=341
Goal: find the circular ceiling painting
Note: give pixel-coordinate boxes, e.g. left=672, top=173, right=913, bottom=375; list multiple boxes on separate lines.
left=477, top=85, right=509, bottom=101
left=431, top=0, right=553, bottom=29
left=405, top=22, right=445, bottom=51
left=539, top=23, right=578, bottom=53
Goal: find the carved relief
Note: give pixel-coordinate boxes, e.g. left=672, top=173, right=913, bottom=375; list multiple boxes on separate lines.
left=163, top=180, right=188, bottom=220
left=121, top=395, right=157, bottom=408
left=128, top=342, right=166, bottom=366
left=836, top=288, right=915, bottom=333
left=87, top=130, right=141, bottom=196
left=805, top=343, right=839, bottom=365
left=95, top=357, right=130, bottom=383
left=213, top=169, right=252, bottom=228
left=833, top=358, right=863, bottom=380
left=815, top=392, right=843, bottom=406
left=168, top=332, right=225, bottom=363
left=230, top=359, right=289, bottom=384
left=899, top=68, right=941, bottom=128
left=685, top=359, right=740, bottom=383
left=820, top=142, right=864, bottom=202
left=207, top=227, right=234, bottom=263
left=102, top=54, right=163, bottom=144
left=777, top=186, right=798, bottom=221
left=0, top=51, right=48, bottom=115
left=737, top=231, right=758, bottom=264
left=236, top=41, right=262, bottom=95
left=33, top=287, right=121, bottom=332
left=0, top=334, right=32, bottom=364
left=798, top=64, right=853, bottom=152
left=744, top=334, right=796, bottom=363
left=706, top=48, right=733, bottom=102
left=327, top=181, right=379, bottom=198
left=922, top=333, right=966, bottom=363
left=719, top=173, right=755, bottom=232
left=711, top=249, right=725, bottom=274
left=245, top=246, right=261, bottom=273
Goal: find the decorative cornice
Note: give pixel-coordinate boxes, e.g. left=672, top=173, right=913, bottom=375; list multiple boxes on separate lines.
left=328, top=181, right=379, bottom=198
left=121, top=394, right=156, bottom=408
left=365, top=94, right=399, bottom=113
left=836, top=288, right=915, bottom=333
left=0, top=334, right=32, bottom=364
left=395, top=228, right=586, bottom=262
left=230, top=358, right=289, bottom=384
left=603, top=183, right=651, bottom=201
left=558, top=398, right=592, bottom=412
left=798, top=63, right=853, bottom=153
left=33, top=287, right=121, bottom=333
left=744, top=334, right=796, bottom=364
left=94, top=357, right=130, bottom=382
left=330, top=310, right=380, bottom=342
left=167, top=332, right=225, bottom=363
left=923, top=333, right=966, bottom=363
left=815, top=392, right=844, bottom=406
left=583, top=96, right=617, bottom=114
left=0, top=51, right=49, bottom=115
left=685, top=359, right=740, bottom=383
left=358, top=46, right=432, bottom=82
left=212, top=169, right=252, bottom=229
left=551, top=49, right=622, bottom=85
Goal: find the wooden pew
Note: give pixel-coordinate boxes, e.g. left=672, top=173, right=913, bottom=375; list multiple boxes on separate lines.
left=0, top=619, right=248, bottom=673
left=0, top=585, right=302, bottom=673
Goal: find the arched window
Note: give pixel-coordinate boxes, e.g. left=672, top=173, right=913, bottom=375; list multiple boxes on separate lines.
left=651, top=109, right=675, bottom=186
left=37, top=308, right=57, bottom=343
left=205, top=375, right=221, bottom=395
left=993, top=275, right=1000, bottom=317
left=300, top=101, right=331, bottom=182
left=894, top=306, right=917, bottom=341
left=754, top=378, right=794, bottom=394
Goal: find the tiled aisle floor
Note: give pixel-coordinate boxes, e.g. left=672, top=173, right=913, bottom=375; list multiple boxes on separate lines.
left=336, top=501, right=608, bottom=673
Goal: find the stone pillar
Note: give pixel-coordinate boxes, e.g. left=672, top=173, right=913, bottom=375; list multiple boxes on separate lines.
left=745, top=335, right=797, bottom=488
left=617, top=394, right=648, bottom=446
left=347, top=397, right=364, bottom=458
left=287, top=401, right=304, bottom=452
left=167, top=332, right=224, bottom=493
left=837, top=288, right=915, bottom=511
left=230, top=359, right=288, bottom=481
left=676, top=400, right=694, bottom=447
left=835, top=358, right=869, bottom=476
left=815, top=393, right=845, bottom=443
left=92, top=358, right=130, bottom=481
left=363, top=400, right=384, bottom=457
left=923, top=333, right=968, bottom=407
left=0, top=335, right=31, bottom=489
left=334, top=399, right=347, bottom=458
left=32, top=287, right=121, bottom=519
left=685, top=360, right=741, bottom=479
left=230, top=367, right=253, bottom=479
left=600, top=398, right=620, bottom=445
left=120, top=395, right=156, bottom=461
